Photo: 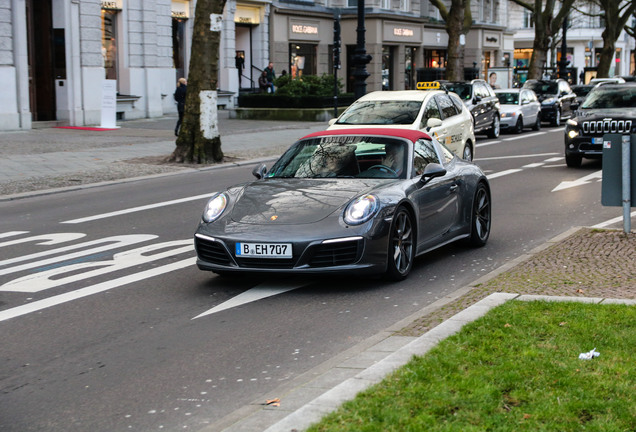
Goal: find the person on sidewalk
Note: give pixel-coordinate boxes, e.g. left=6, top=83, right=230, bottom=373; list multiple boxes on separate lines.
left=173, top=77, right=187, bottom=136
left=265, top=62, right=276, bottom=93
left=258, top=71, right=269, bottom=93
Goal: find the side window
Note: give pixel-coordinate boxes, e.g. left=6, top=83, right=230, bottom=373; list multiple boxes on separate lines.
left=421, top=98, right=441, bottom=128
left=449, top=93, right=465, bottom=112
left=436, top=94, right=458, bottom=119
left=413, top=139, right=441, bottom=175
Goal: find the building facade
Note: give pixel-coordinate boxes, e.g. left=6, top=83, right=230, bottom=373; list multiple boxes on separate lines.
left=5, top=0, right=631, bottom=131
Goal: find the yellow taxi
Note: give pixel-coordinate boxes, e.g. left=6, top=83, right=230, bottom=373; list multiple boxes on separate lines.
left=328, top=82, right=477, bottom=161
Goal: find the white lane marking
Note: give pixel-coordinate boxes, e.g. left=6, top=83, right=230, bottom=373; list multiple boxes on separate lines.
left=552, top=170, right=603, bottom=192
left=61, top=193, right=215, bottom=224
left=475, top=152, right=559, bottom=161
left=593, top=211, right=636, bottom=228
left=0, top=258, right=196, bottom=323
left=502, top=132, right=546, bottom=141
left=0, top=234, right=157, bottom=275
left=1, top=240, right=193, bottom=293
left=0, top=233, right=86, bottom=251
left=486, top=169, right=523, bottom=179
left=0, top=231, right=29, bottom=239
left=193, top=280, right=308, bottom=319
left=523, top=162, right=545, bottom=168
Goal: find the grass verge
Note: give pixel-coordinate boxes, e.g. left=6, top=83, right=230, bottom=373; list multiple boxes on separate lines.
left=306, top=300, right=636, bottom=431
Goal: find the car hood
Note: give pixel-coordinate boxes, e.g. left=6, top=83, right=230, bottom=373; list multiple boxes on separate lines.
left=535, top=93, right=558, bottom=102
left=229, top=178, right=385, bottom=225
left=576, top=107, right=636, bottom=119
left=499, top=104, right=521, bottom=113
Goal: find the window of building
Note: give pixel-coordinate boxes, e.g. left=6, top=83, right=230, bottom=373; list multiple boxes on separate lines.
left=400, top=0, right=409, bottom=12
left=424, top=49, right=445, bottom=68
left=523, top=10, right=533, bottom=28
left=382, top=46, right=394, bottom=91
left=101, top=9, right=118, bottom=84
left=172, top=18, right=187, bottom=81
left=405, top=47, right=416, bottom=90
left=381, top=0, right=390, bottom=9
left=290, top=44, right=317, bottom=78
left=347, top=0, right=357, bottom=7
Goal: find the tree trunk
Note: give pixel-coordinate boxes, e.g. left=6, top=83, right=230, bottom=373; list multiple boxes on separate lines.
left=170, top=0, right=226, bottom=164
left=595, top=0, right=636, bottom=78
left=596, top=27, right=615, bottom=78
left=445, top=0, right=466, bottom=81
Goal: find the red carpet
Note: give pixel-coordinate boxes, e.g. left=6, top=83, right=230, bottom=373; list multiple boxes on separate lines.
left=55, top=126, right=119, bottom=131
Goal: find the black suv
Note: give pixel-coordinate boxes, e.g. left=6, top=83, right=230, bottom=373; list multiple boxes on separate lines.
left=523, top=79, right=577, bottom=126
left=441, top=79, right=501, bottom=138
left=564, top=82, right=636, bottom=167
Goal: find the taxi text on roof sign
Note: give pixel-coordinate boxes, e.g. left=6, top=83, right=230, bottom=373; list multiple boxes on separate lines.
left=416, top=82, right=440, bottom=90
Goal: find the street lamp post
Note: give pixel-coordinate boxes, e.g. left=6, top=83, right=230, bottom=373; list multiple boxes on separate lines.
left=351, top=0, right=371, bottom=99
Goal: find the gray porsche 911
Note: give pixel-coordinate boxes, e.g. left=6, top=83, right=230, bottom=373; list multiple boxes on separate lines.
left=194, top=128, right=491, bottom=280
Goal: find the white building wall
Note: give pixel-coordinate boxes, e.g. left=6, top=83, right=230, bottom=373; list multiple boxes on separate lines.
left=0, top=0, right=20, bottom=130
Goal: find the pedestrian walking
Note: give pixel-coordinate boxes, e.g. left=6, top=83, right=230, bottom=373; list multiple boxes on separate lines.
left=265, top=62, right=276, bottom=93
left=174, top=77, right=187, bottom=136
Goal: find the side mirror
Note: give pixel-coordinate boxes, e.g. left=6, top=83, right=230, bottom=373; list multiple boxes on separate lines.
left=473, top=95, right=482, bottom=103
left=425, top=118, right=443, bottom=131
left=252, top=163, right=268, bottom=179
left=328, top=118, right=337, bottom=126
left=419, top=163, right=447, bottom=185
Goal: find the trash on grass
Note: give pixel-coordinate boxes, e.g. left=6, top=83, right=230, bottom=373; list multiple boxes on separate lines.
left=578, top=348, right=600, bottom=360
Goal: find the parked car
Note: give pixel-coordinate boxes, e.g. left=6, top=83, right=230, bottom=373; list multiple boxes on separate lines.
left=194, top=128, right=491, bottom=281
left=571, top=84, right=595, bottom=107
left=440, top=79, right=501, bottom=138
left=328, top=84, right=477, bottom=160
left=589, top=77, right=626, bottom=86
left=522, top=79, right=577, bottom=126
left=564, top=82, right=636, bottom=167
left=494, top=88, right=542, bottom=133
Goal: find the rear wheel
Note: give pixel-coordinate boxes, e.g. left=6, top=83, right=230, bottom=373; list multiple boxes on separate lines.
left=487, top=115, right=500, bottom=138
left=467, top=183, right=491, bottom=247
left=513, top=117, right=523, bottom=134
left=386, top=208, right=415, bottom=281
left=462, top=143, right=473, bottom=161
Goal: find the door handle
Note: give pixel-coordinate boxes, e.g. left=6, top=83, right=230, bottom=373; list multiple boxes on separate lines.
left=449, top=184, right=459, bottom=193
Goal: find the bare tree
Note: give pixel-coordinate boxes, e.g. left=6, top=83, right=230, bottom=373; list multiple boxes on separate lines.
left=170, top=0, right=226, bottom=164
left=429, top=0, right=473, bottom=81
left=595, top=0, right=636, bottom=77
left=509, top=0, right=576, bottom=79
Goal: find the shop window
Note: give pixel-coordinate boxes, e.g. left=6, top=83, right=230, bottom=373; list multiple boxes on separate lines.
left=101, top=10, right=118, bottom=83
left=290, top=44, right=317, bottom=78
left=382, top=46, right=394, bottom=91
left=172, top=18, right=187, bottom=81
left=405, top=47, right=416, bottom=90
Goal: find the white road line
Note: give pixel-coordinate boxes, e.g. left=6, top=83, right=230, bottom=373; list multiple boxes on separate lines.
left=502, top=132, right=545, bottom=141
left=475, top=152, right=559, bottom=161
left=61, top=193, right=214, bottom=224
left=0, top=231, right=29, bottom=239
left=523, top=163, right=545, bottom=168
left=544, top=157, right=564, bottom=162
left=592, top=211, right=636, bottom=228
left=0, top=257, right=196, bottom=323
left=486, top=169, right=523, bottom=179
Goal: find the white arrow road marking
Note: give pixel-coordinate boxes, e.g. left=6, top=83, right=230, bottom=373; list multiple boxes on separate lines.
left=0, top=257, right=196, bottom=323
left=61, top=193, right=215, bottom=224
left=552, top=170, right=603, bottom=192
left=0, top=233, right=86, bottom=249
left=192, top=280, right=309, bottom=320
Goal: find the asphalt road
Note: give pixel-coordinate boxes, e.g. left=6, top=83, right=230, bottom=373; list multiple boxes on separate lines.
left=0, top=126, right=626, bottom=431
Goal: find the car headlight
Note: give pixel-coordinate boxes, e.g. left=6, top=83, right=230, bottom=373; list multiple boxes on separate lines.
left=501, top=112, right=516, bottom=118
left=344, top=194, right=379, bottom=225
left=202, top=193, right=228, bottom=223
left=541, top=97, right=557, bottom=106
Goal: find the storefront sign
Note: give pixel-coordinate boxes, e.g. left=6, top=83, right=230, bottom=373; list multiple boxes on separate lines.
left=384, top=21, right=421, bottom=43
left=171, top=0, right=189, bottom=18
left=289, top=20, right=320, bottom=41
left=235, top=6, right=260, bottom=24
left=101, top=0, right=122, bottom=10
left=484, top=32, right=500, bottom=48
left=292, top=24, right=319, bottom=35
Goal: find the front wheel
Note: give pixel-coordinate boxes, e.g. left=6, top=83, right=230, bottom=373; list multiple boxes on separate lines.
left=487, top=115, right=500, bottom=138
left=565, top=153, right=582, bottom=168
left=532, top=114, right=541, bottom=131
left=552, top=109, right=561, bottom=127
left=467, top=183, right=491, bottom=247
left=513, top=117, right=523, bottom=134
left=386, top=208, right=415, bottom=281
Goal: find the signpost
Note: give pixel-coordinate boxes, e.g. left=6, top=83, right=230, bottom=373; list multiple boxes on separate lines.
left=601, top=134, right=636, bottom=233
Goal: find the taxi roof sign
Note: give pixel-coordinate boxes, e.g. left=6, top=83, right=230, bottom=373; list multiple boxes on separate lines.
left=416, top=81, right=440, bottom=90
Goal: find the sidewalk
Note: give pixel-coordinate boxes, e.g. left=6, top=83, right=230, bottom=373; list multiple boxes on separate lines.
left=0, top=110, right=328, bottom=198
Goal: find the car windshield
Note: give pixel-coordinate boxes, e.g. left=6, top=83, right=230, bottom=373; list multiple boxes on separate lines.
left=444, top=83, right=472, bottom=100
left=266, top=136, right=409, bottom=179
left=496, top=92, right=519, bottom=104
left=581, top=86, right=636, bottom=109
left=525, top=81, right=558, bottom=95
left=336, top=100, right=421, bottom=125
left=572, top=86, right=593, bottom=97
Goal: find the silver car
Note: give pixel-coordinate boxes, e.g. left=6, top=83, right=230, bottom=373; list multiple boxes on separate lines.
left=495, top=88, right=542, bottom=134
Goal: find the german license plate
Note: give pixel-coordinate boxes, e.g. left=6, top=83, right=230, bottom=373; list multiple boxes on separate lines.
left=235, top=242, right=292, bottom=258
left=592, top=137, right=603, bottom=144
